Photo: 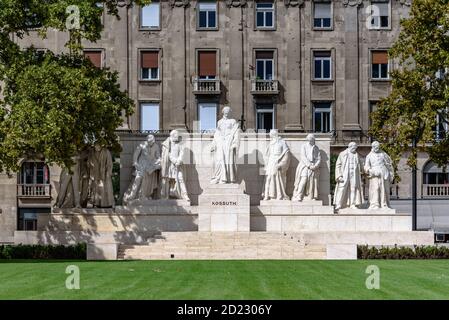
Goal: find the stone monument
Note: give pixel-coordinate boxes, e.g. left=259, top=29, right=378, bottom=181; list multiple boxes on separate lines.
left=199, top=106, right=250, bottom=231
left=364, top=141, right=395, bottom=211
left=262, top=129, right=291, bottom=201
left=333, top=142, right=364, bottom=211
left=292, top=133, right=321, bottom=202
left=161, top=130, right=190, bottom=202
left=88, top=144, right=115, bottom=208
left=123, top=134, right=161, bottom=205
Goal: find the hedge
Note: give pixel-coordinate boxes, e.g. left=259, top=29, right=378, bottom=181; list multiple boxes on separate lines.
left=0, top=243, right=86, bottom=260
left=358, top=245, right=449, bottom=259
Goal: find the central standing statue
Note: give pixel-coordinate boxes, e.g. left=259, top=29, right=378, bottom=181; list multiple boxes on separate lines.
left=88, top=144, right=115, bottom=208
left=293, top=134, right=321, bottom=201
left=161, top=130, right=190, bottom=201
left=210, top=106, right=241, bottom=184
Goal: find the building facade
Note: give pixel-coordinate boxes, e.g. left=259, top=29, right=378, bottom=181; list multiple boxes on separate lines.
left=1, top=0, right=448, bottom=241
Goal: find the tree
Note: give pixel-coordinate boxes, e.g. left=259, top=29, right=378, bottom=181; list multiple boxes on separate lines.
left=0, top=0, right=150, bottom=172
left=369, top=0, right=449, bottom=171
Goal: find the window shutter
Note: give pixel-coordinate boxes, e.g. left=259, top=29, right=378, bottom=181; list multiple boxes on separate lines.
left=376, top=2, right=389, bottom=16
left=141, top=51, right=159, bottom=68
left=372, top=51, right=388, bottom=64
left=198, top=51, right=217, bottom=77
left=255, top=51, right=274, bottom=60
left=314, top=3, right=331, bottom=19
left=84, top=51, right=102, bottom=68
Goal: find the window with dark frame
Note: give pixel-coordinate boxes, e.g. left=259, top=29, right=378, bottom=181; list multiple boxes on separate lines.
left=313, top=102, right=332, bottom=133
left=141, top=51, right=159, bottom=80
left=256, top=104, right=275, bottom=132
left=198, top=1, right=217, bottom=29
left=370, top=0, right=390, bottom=29
left=255, top=51, right=274, bottom=80
left=256, top=2, right=275, bottom=29
left=198, top=51, right=217, bottom=79
left=313, top=51, right=332, bottom=80
left=371, top=51, right=389, bottom=79
left=313, top=2, right=332, bottom=29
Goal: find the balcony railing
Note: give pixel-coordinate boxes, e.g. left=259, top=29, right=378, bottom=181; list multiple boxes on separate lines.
left=251, top=79, right=279, bottom=94
left=192, top=77, right=220, bottom=94
left=422, top=184, right=449, bottom=198
left=17, top=184, right=51, bottom=198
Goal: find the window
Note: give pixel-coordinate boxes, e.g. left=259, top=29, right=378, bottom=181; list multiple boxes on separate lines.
left=313, top=51, right=332, bottom=80
left=18, top=208, right=50, bottom=231
left=256, top=2, right=275, bottom=29
left=198, top=1, right=217, bottom=29
left=370, top=0, right=390, bottom=29
left=20, top=162, right=50, bottom=185
left=141, top=103, right=160, bottom=131
left=371, top=51, right=389, bottom=79
left=198, top=103, right=217, bottom=131
left=141, top=51, right=159, bottom=80
left=83, top=50, right=103, bottom=68
left=198, top=51, right=217, bottom=79
left=313, top=102, right=332, bottom=133
left=141, top=2, right=160, bottom=29
left=313, top=2, right=332, bottom=29
left=369, top=101, right=378, bottom=127
left=256, top=51, right=274, bottom=80
left=256, top=104, right=275, bottom=132
left=423, top=162, right=449, bottom=185
left=434, top=113, right=448, bottom=141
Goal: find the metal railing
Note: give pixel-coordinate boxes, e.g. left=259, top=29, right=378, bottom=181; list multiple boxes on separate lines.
left=422, top=184, right=449, bottom=198
left=251, top=79, right=279, bottom=93
left=17, top=184, right=51, bottom=197
left=192, top=77, right=220, bottom=93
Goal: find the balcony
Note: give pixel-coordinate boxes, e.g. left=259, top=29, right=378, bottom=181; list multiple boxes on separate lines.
left=251, top=79, right=279, bottom=95
left=192, top=77, right=221, bottom=95
left=17, top=184, right=51, bottom=198
left=422, top=184, right=449, bottom=198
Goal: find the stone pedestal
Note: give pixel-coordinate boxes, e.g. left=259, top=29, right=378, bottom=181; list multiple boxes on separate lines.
left=198, top=183, right=250, bottom=232
left=257, top=200, right=334, bottom=215
left=338, top=207, right=396, bottom=215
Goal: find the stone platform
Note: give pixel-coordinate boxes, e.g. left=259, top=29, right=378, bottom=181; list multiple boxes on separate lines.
left=255, top=199, right=334, bottom=215
left=198, top=183, right=250, bottom=232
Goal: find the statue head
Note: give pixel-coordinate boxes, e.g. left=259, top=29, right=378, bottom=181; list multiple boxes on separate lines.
left=146, top=134, right=155, bottom=146
left=306, top=133, right=316, bottom=146
left=371, top=141, right=381, bottom=153
left=222, top=106, right=231, bottom=118
left=94, top=143, right=102, bottom=152
left=170, top=130, right=180, bottom=143
left=348, top=142, right=358, bottom=153
left=269, top=129, right=279, bottom=140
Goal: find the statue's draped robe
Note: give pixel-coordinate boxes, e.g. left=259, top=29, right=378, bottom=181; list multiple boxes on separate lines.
left=161, top=138, right=189, bottom=200
left=55, top=161, right=80, bottom=208
left=263, top=138, right=290, bottom=200
left=333, top=149, right=364, bottom=209
left=211, top=118, right=240, bottom=184
left=293, top=143, right=321, bottom=200
left=364, top=151, right=394, bottom=209
left=123, top=142, right=160, bottom=203
left=89, top=148, right=115, bottom=208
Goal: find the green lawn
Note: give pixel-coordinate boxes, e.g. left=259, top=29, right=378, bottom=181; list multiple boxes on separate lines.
left=1, top=260, right=449, bottom=299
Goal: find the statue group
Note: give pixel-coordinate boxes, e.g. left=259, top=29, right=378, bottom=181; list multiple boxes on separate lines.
left=123, top=130, right=190, bottom=204
left=55, top=107, right=395, bottom=212
left=55, top=144, right=114, bottom=209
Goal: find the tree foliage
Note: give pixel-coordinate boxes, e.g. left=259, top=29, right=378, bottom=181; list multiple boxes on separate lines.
left=369, top=0, right=449, bottom=169
left=0, top=0, right=150, bottom=172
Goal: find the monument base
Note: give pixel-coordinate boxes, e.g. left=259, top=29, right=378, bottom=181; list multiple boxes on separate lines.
left=198, top=183, right=250, bottom=232
left=255, top=199, right=334, bottom=215
left=337, top=207, right=396, bottom=215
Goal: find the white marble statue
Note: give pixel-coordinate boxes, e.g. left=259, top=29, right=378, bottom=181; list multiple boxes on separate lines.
left=210, top=106, right=241, bottom=184
left=161, top=130, right=190, bottom=201
left=293, top=134, right=321, bottom=201
left=88, top=144, right=115, bottom=208
left=262, top=129, right=291, bottom=201
left=123, top=134, right=161, bottom=204
left=333, top=142, right=364, bottom=210
left=364, top=141, right=394, bottom=209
